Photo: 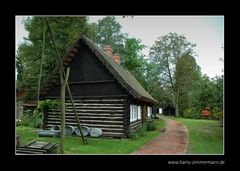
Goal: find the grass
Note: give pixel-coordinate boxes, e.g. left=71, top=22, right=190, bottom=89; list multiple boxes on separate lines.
left=170, top=117, right=224, bottom=154
left=16, top=118, right=165, bottom=154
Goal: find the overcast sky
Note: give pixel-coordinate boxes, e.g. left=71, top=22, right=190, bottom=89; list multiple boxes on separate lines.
left=16, top=16, right=224, bottom=78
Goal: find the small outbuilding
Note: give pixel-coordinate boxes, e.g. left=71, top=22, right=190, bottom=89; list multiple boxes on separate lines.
left=163, top=105, right=175, bottom=116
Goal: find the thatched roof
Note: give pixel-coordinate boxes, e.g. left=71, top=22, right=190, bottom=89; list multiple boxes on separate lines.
left=39, top=35, right=157, bottom=104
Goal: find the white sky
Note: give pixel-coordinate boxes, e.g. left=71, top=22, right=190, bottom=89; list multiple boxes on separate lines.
left=16, top=16, right=224, bottom=78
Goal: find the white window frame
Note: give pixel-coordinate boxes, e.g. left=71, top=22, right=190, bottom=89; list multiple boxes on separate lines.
left=137, top=106, right=142, bottom=120
left=130, top=105, right=138, bottom=122
left=147, top=106, right=152, bottom=118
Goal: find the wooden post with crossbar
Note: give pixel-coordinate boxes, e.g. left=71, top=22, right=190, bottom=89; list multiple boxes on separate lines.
left=45, top=17, right=87, bottom=145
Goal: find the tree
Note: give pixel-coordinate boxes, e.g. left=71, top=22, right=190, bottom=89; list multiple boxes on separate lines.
left=143, top=62, right=172, bottom=107
left=197, top=75, right=223, bottom=113
left=121, top=38, right=146, bottom=71
left=175, top=53, right=202, bottom=116
left=89, top=16, right=127, bottom=54
left=89, top=16, right=149, bottom=87
left=16, top=16, right=90, bottom=101
left=149, top=33, right=196, bottom=116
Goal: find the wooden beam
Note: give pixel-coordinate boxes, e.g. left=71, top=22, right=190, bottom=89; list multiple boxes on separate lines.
left=47, top=115, right=123, bottom=120
left=71, top=98, right=125, bottom=102
left=47, top=111, right=123, bottom=117
left=65, top=109, right=124, bottom=113
left=60, top=67, right=70, bottom=154
left=56, top=80, right=116, bottom=85
left=47, top=119, right=123, bottom=124
left=65, top=106, right=124, bottom=109
left=143, top=104, right=147, bottom=124
left=46, top=123, right=124, bottom=129
left=65, top=103, right=124, bottom=106
left=45, top=95, right=127, bottom=99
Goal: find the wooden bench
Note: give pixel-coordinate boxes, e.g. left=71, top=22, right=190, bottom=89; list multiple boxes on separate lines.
left=16, top=140, right=59, bottom=154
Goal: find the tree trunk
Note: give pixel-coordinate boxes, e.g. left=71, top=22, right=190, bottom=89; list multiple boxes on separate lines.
left=60, top=67, right=70, bottom=154
left=175, top=88, right=180, bottom=117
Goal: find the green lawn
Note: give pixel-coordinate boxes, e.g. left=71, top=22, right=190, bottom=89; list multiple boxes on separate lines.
left=16, top=118, right=165, bottom=154
left=171, top=117, right=224, bottom=154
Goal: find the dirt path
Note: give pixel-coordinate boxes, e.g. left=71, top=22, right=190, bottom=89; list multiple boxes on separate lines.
left=132, top=117, right=189, bottom=154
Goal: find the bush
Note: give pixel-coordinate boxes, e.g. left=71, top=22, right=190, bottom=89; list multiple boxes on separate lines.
left=147, top=119, right=156, bottom=131
left=183, top=108, right=201, bottom=119
left=17, top=114, right=34, bottom=127
left=126, top=120, right=157, bottom=139
left=33, top=113, right=43, bottom=128
left=209, top=107, right=223, bottom=120
left=138, top=124, right=147, bottom=136
left=38, top=100, right=60, bottom=112
left=126, top=125, right=147, bottom=139
left=16, top=100, right=60, bottom=128
left=126, top=129, right=135, bottom=139
left=212, top=111, right=223, bottom=120
left=17, top=109, right=43, bottom=128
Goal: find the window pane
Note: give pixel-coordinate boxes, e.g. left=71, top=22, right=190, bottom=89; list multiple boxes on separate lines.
left=130, top=105, right=133, bottom=122
left=134, top=105, right=136, bottom=121
left=138, top=106, right=141, bottom=119
left=147, top=106, right=152, bottom=117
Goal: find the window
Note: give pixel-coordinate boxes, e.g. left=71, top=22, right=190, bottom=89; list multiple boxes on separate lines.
left=147, top=106, right=152, bottom=117
left=159, top=108, right=162, bottom=114
left=138, top=106, right=142, bottom=120
left=130, top=105, right=138, bottom=122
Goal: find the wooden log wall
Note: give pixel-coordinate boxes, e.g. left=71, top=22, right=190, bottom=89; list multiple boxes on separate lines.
left=129, top=120, right=142, bottom=132
left=44, top=97, right=125, bottom=138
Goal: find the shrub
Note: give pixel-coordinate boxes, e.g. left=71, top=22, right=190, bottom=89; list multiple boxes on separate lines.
left=126, top=120, right=158, bottom=139
left=17, top=109, right=43, bottom=128
left=31, top=100, right=60, bottom=128
left=17, top=114, right=34, bottom=127
left=212, top=111, right=223, bottom=120
left=16, top=118, right=22, bottom=127
left=38, top=100, right=60, bottom=112
left=126, top=124, right=147, bottom=139
left=146, top=119, right=156, bottom=131
left=33, top=112, right=43, bottom=128
left=126, top=129, right=134, bottom=139
left=138, top=124, right=147, bottom=136
left=183, top=108, right=201, bottom=119
left=16, top=100, right=60, bottom=128
left=209, top=107, right=223, bottom=120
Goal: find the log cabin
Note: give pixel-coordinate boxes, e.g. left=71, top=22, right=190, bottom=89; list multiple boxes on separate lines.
left=39, top=35, right=157, bottom=138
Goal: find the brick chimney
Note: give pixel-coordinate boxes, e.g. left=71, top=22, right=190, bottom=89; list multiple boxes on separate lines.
left=112, top=53, right=121, bottom=64
left=102, top=45, right=121, bottom=64
left=103, top=45, right=112, bottom=58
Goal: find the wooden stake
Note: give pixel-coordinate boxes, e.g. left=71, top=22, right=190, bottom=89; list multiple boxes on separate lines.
left=34, top=18, right=46, bottom=128
left=60, top=67, right=70, bottom=154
